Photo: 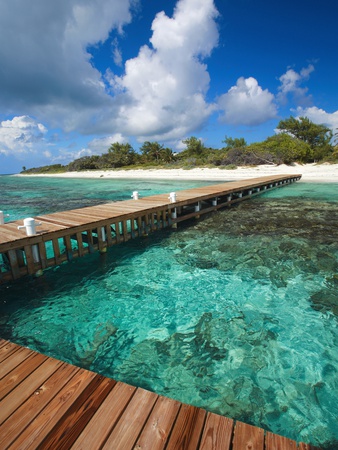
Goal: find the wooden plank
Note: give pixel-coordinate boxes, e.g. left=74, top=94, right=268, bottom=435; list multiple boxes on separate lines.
left=232, top=421, right=264, bottom=450
left=0, top=341, right=20, bottom=363
left=298, top=444, right=322, bottom=450
left=199, top=412, right=233, bottom=450
left=8, top=368, right=98, bottom=449
left=166, top=404, right=207, bottom=450
left=72, top=381, right=137, bottom=449
left=0, top=346, right=38, bottom=380
left=0, top=363, right=78, bottom=448
left=0, top=357, right=62, bottom=423
left=134, top=396, right=181, bottom=450
left=265, top=432, right=297, bottom=450
left=37, top=375, right=116, bottom=449
left=102, top=387, right=158, bottom=449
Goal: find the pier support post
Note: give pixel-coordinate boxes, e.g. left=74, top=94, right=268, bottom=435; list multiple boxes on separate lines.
left=0, top=211, right=9, bottom=225
left=171, top=208, right=177, bottom=229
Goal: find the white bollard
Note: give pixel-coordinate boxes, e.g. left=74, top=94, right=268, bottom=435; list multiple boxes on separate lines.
left=0, top=211, right=10, bottom=225
left=168, top=192, right=176, bottom=203
left=212, top=198, right=217, bottom=206
left=131, top=191, right=139, bottom=200
left=17, top=218, right=42, bottom=236
left=17, top=218, right=42, bottom=263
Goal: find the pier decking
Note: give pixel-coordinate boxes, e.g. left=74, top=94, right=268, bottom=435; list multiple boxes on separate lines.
left=0, top=339, right=320, bottom=449
left=0, top=175, right=301, bottom=283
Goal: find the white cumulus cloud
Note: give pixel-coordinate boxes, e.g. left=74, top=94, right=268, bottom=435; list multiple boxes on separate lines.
left=217, top=77, right=277, bottom=126
left=277, top=64, right=314, bottom=104
left=0, top=116, right=48, bottom=156
left=0, top=0, right=133, bottom=131
left=295, top=106, right=338, bottom=132
left=109, top=0, right=220, bottom=140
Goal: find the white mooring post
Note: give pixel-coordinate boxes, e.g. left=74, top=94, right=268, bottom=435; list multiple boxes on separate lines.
left=168, top=192, right=176, bottom=203
left=131, top=191, right=139, bottom=200
left=0, top=211, right=9, bottom=225
left=17, top=218, right=42, bottom=266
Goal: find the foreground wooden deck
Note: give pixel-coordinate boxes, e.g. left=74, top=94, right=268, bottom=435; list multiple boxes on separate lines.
left=0, top=339, right=320, bottom=449
left=0, top=175, right=301, bottom=283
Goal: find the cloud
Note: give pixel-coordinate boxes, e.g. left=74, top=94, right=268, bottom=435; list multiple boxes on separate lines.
left=108, top=0, right=220, bottom=140
left=277, top=64, right=314, bottom=105
left=0, top=0, right=133, bottom=130
left=0, top=116, right=47, bottom=156
left=87, top=134, right=127, bottom=153
left=0, top=0, right=222, bottom=143
left=295, top=106, right=338, bottom=132
left=217, top=77, right=277, bottom=126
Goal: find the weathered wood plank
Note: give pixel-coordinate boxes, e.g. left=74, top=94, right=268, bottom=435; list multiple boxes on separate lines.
left=101, top=387, right=158, bottom=449
left=0, top=363, right=78, bottom=448
left=166, top=404, right=207, bottom=450
left=0, top=340, right=20, bottom=363
left=232, top=421, right=264, bottom=450
left=71, top=381, right=136, bottom=449
left=298, top=444, right=322, bottom=450
left=0, top=357, right=62, bottom=423
left=265, top=431, right=297, bottom=449
left=0, top=352, right=47, bottom=400
left=134, top=396, right=181, bottom=450
left=199, top=412, right=233, bottom=450
left=8, top=368, right=97, bottom=449
left=38, top=374, right=116, bottom=450
left=0, top=346, right=33, bottom=379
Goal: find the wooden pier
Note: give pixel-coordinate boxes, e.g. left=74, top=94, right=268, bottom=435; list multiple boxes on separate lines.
left=0, top=339, right=320, bottom=449
left=0, top=175, right=301, bottom=283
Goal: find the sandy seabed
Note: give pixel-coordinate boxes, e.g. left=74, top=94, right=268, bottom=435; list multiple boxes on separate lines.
left=17, top=163, right=338, bottom=182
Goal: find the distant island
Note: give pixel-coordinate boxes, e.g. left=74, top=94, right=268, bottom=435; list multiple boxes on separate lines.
left=21, top=116, right=337, bottom=174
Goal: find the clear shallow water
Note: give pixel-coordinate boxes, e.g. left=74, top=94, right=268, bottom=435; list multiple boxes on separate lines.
left=0, top=176, right=338, bottom=448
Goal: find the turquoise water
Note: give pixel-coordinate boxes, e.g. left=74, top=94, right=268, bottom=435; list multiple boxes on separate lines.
left=0, top=176, right=337, bottom=448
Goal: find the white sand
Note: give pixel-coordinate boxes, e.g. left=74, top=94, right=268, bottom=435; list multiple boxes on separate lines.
left=17, top=163, right=338, bottom=182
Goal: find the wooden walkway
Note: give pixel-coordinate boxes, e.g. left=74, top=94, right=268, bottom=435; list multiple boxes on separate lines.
left=0, top=339, right=320, bottom=450
left=0, top=175, right=301, bottom=283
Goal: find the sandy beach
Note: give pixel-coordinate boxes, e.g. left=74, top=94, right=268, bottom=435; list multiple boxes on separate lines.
left=17, top=163, right=338, bottom=182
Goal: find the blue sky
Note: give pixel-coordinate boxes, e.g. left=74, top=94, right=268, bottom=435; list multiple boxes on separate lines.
left=0, top=0, right=337, bottom=173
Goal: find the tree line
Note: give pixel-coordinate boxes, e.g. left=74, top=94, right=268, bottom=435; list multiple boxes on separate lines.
left=22, top=116, right=338, bottom=174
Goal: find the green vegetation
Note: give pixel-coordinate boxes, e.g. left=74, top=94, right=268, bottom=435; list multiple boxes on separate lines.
left=21, top=116, right=337, bottom=174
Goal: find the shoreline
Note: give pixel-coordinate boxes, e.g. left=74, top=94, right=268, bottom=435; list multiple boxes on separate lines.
left=15, top=163, right=338, bottom=182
